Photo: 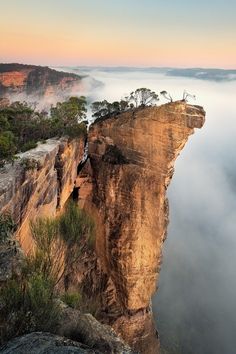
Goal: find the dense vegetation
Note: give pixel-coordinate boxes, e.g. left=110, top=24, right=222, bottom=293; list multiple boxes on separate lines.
left=0, top=202, right=95, bottom=344
left=0, top=96, right=87, bottom=167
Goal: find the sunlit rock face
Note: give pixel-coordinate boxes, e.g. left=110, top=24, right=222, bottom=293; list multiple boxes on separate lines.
left=0, top=138, right=84, bottom=253
left=85, top=102, right=205, bottom=353
left=0, top=63, right=84, bottom=109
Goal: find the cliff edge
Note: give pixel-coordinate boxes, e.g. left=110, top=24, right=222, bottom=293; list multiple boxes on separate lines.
left=80, top=101, right=205, bottom=353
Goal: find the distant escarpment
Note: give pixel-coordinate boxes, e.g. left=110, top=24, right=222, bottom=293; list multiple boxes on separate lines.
left=0, top=63, right=88, bottom=108
left=78, top=101, right=205, bottom=353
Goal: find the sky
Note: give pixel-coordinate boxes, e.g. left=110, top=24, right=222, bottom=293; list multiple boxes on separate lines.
left=0, top=0, right=236, bottom=68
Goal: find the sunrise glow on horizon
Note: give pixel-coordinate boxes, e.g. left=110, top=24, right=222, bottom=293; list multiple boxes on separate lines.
left=1, top=0, right=235, bottom=69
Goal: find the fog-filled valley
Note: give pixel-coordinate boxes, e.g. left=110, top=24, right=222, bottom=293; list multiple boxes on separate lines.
left=57, top=67, right=236, bottom=354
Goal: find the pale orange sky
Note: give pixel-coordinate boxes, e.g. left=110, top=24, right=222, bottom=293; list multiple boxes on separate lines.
left=1, top=0, right=235, bottom=68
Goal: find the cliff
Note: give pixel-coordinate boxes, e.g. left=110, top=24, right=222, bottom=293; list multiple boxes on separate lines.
left=0, top=101, right=205, bottom=353
left=0, top=63, right=85, bottom=109
left=78, top=101, right=205, bottom=353
left=0, top=137, right=84, bottom=253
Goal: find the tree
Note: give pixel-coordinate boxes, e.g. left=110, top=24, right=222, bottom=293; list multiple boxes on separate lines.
left=50, top=96, right=87, bottom=127
left=128, top=88, right=159, bottom=107
left=160, top=91, right=173, bottom=102
left=182, top=90, right=196, bottom=102
left=0, top=131, right=17, bottom=166
left=91, top=100, right=111, bottom=119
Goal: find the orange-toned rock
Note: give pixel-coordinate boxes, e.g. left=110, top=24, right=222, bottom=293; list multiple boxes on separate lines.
left=0, top=138, right=84, bottom=253
left=83, top=101, right=205, bottom=353
left=0, top=64, right=84, bottom=109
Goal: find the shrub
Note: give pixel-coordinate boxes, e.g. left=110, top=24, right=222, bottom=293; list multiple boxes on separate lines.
left=0, top=272, right=60, bottom=344
left=58, top=201, right=95, bottom=248
left=20, top=140, right=37, bottom=152
left=61, top=292, right=81, bottom=309
left=20, top=157, right=40, bottom=171
left=64, top=122, right=87, bottom=139
left=0, top=212, right=16, bottom=243
left=29, top=218, right=64, bottom=285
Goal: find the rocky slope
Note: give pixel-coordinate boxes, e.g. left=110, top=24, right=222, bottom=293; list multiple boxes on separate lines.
left=0, top=64, right=85, bottom=108
left=78, top=101, right=205, bottom=353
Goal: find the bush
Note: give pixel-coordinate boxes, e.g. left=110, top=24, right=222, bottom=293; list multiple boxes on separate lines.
left=61, top=292, right=81, bottom=309
left=29, top=218, right=64, bottom=285
left=20, top=157, right=40, bottom=171
left=0, top=272, right=60, bottom=344
left=0, top=212, right=16, bottom=243
left=64, top=122, right=87, bottom=139
left=20, top=141, right=37, bottom=152
left=59, top=201, right=95, bottom=248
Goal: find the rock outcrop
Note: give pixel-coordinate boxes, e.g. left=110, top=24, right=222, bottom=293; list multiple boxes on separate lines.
left=0, top=308, right=136, bottom=354
left=80, top=101, right=205, bottom=353
left=0, top=138, right=84, bottom=253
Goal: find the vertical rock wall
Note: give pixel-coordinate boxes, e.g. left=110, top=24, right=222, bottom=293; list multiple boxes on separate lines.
left=84, top=102, right=205, bottom=353
left=0, top=138, right=84, bottom=253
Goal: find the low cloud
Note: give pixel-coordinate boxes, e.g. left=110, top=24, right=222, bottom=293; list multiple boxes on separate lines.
left=78, top=68, right=236, bottom=354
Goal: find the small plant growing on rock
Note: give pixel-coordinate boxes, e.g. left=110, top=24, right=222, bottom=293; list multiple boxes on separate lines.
left=0, top=212, right=16, bottom=243
left=20, top=157, right=41, bottom=171
left=61, top=291, right=81, bottom=309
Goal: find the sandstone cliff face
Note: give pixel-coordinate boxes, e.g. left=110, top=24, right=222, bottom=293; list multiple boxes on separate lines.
left=82, top=101, right=205, bottom=353
left=0, top=64, right=85, bottom=109
left=0, top=101, right=205, bottom=353
left=0, top=138, right=84, bottom=253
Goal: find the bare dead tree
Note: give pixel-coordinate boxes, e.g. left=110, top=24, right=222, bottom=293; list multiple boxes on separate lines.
left=182, top=90, right=196, bottom=102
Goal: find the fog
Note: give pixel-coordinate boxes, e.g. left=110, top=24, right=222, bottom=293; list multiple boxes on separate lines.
left=64, top=67, right=236, bottom=354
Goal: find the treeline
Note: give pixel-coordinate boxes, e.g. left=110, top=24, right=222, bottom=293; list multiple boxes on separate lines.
left=0, top=96, right=87, bottom=167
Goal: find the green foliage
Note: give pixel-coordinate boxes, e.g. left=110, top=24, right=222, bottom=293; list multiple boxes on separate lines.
left=91, top=99, right=130, bottom=120
left=20, top=141, right=38, bottom=152
left=20, top=157, right=40, bottom=171
left=91, top=88, right=159, bottom=121
left=0, top=131, right=17, bottom=166
left=0, top=212, right=16, bottom=243
left=0, top=97, right=87, bottom=167
left=0, top=272, right=60, bottom=344
left=29, top=218, right=64, bottom=285
left=51, top=96, right=87, bottom=125
left=0, top=203, right=96, bottom=344
left=129, top=88, right=159, bottom=107
left=61, top=292, right=81, bottom=309
left=50, top=96, right=87, bottom=139
left=59, top=201, right=95, bottom=248
left=63, top=121, right=87, bottom=139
